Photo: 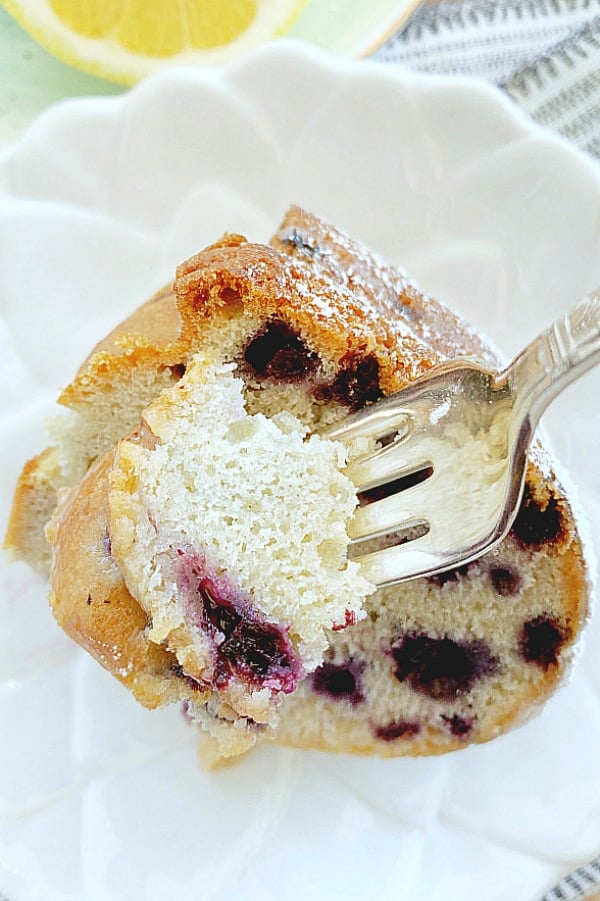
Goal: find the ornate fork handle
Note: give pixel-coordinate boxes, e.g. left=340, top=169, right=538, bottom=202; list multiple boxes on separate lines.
left=504, top=289, right=600, bottom=431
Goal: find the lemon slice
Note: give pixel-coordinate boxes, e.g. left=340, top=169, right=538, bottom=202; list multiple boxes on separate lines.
left=1, top=0, right=310, bottom=85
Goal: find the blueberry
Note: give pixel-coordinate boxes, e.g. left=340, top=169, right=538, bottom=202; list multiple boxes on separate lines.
left=390, top=632, right=498, bottom=700
left=243, top=320, right=318, bottom=381
left=311, top=660, right=365, bottom=705
left=177, top=553, right=302, bottom=694
left=168, top=364, right=186, bottom=380
left=489, top=565, right=521, bottom=597
left=510, top=484, right=566, bottom=549
left=519, top=615, right=569, bottom=669
left=315, top=352, right=382, bottom=411
left=281, top=228, right=321, bottom=257
left=220, top=619, right=296, bottom=681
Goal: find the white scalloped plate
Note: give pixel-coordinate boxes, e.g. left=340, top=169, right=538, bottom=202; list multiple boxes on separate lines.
left=1, top=41, right=600, bottom=901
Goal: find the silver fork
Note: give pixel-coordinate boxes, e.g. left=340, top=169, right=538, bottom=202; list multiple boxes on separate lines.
left=321, top=290, right=600, bottom=587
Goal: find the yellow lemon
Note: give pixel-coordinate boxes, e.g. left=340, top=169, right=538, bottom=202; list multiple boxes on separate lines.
left=1, top=0, right=310, bottom=85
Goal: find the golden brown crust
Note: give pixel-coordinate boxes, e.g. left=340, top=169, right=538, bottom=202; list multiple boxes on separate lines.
left=271, top=206, right=499, bottom=368
left=47, top=450, right=187, bottom=709
left=175, top=239, right=404, bottom=377
left=74, top=285, right=179, bottom=364
left=175, top=208, right=499, bottom=397
left=3, top=447, right=64, bottom=574
left=59, top=287, right=184, bottom=411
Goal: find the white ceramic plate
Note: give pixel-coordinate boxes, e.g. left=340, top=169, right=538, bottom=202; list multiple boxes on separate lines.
left=1, top=41, right=600, bottom=901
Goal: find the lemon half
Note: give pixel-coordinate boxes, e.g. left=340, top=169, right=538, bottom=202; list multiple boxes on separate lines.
left=1, top=0, right=310, bottom=85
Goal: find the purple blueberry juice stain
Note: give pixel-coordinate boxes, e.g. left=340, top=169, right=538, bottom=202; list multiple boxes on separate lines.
left=519, top=614, right=569, bottom=669
left=390, top=632, right=498, bottom=701
left=174, top=550, right=302, bottom=693
left=510, top=484, right=566, bottom=549
left=311, top=660, right=365, bottom=705
left=102, top=530, right=112, bottom=558
left=331, top=609, right=358, bottom=631
left=441, top=714, right=474, bottom=737
left=373, top=720, right=421, bottom=741
left=243, top=319, right=319, bottom=382
left=168, top=363, right=186, bottom=380
left=171, top=664, right=205, bottom=692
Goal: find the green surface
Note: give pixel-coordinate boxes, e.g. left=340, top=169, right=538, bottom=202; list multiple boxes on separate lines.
left=290, top=0, right=410, bottom=56
left=290, top=0, right=350, bottom=46
left=0, top=0, right=406, bottom=148
left=0, top=6, right=123, bottom=148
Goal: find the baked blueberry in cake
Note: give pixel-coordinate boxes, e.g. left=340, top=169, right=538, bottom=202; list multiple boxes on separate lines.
left=6, top=207, right=591, bottom=762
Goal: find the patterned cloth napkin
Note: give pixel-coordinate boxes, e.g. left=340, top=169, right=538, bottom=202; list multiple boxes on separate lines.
left=374, top=0, right=600, bottom=160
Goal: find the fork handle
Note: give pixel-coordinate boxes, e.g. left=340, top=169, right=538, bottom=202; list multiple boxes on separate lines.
left=504, top=289, right=600, bottom=429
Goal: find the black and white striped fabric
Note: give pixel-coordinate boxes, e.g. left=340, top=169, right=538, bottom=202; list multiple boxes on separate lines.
left=375, top=0, right=600, bottom=159
left=541, top=854, right=600, bottom=900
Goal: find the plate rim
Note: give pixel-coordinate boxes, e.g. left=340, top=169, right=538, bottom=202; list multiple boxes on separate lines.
left=2, top=38, right=600, bottom=198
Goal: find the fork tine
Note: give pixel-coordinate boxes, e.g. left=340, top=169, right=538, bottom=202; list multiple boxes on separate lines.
left=353, top=538, right=437, bottom=586
left=345, top=440, right=432, bottom=493
left=348, top=488, right=428, bottom=541
left=320, top=402, right=413, bottom=443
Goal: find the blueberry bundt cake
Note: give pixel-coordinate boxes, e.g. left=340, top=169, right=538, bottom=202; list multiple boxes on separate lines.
left=6, top=207, right=591, bottom=763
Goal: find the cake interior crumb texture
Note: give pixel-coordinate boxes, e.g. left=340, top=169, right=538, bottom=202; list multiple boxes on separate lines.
left=108, top=352, right=374, bottom=727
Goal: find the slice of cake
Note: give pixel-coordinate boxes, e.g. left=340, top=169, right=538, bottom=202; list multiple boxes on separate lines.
left=8, top=207, right=591, bottom=763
